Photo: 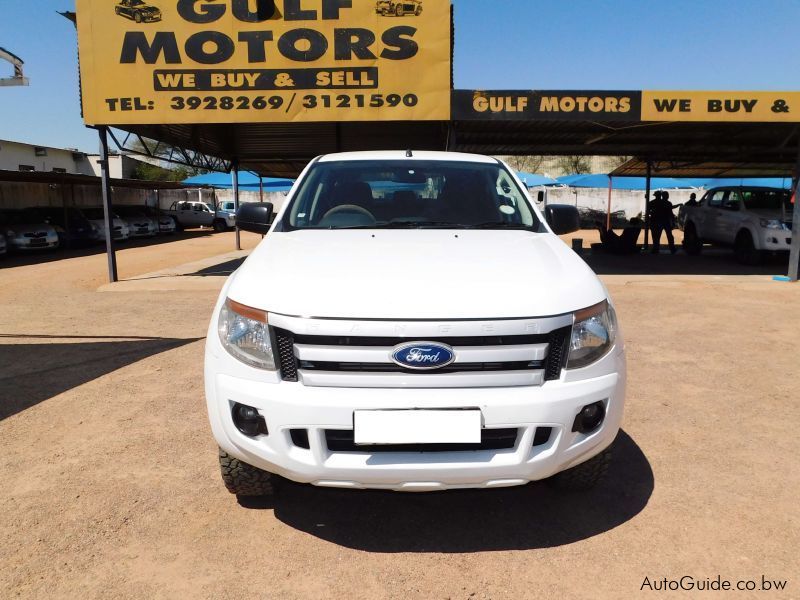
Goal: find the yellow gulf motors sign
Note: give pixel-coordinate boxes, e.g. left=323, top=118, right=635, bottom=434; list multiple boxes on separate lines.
left=76, top=0, right=452, bottom=124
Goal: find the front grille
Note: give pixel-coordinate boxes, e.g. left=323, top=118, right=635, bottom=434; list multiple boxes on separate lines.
left=544, top=327, right=571, bottom=380
left=274, top=326, right=572, bottom=383
left=324, top=428, right=519, bottom=453
left=274, top=329, right=298, bottom=381
left=24, top=232, right=46, bottom=238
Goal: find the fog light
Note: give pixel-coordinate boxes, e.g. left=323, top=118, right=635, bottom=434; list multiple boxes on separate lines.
left=572, top=401, right=606, bottom=434
left=232, top=403, right=268, bottom=437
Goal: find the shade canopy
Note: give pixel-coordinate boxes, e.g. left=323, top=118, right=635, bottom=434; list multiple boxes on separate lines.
left=556, top=174, right=698, bottom=190
left=182, top=171, right=294, bottom=192
left=515, top=172, right=559, bottom=187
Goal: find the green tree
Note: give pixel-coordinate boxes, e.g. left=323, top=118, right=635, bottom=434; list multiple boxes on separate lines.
left=556, top=155, right=592, bottom=175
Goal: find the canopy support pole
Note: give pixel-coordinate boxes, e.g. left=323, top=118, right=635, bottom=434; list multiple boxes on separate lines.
left=232, top=161, right=241, bottom=251
left=98, top=126, right=118, bottom=283
left=259, top=176, right=264, bottom=202
left=643, top=161, right=652, bottom=250
left=606, top=176, right=613, bottom=230
left=789, top=144, right=800, bottom=281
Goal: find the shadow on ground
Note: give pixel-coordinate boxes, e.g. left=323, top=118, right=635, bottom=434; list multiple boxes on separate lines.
left=0, top=230, right=216, bottom=269
left=190, top=258, right=246, bottom=277
left=0, top=336, right=202, bottom=420
left=582, top=247, right=790, bottom=276
left=240, top=430, right=652, bottom=552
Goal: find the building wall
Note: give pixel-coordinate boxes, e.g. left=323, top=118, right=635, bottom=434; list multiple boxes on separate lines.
left=0, top=139, right=83, bottom=174
left=0, top=181, right=288, bottom=214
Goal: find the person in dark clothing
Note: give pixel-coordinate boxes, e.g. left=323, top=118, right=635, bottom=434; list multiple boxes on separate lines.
left=648, top=190, right=678, bottom=254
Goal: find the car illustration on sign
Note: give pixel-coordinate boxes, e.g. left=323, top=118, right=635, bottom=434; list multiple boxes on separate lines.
left=375, top=1, right=423, bottom=17
left=114, top=0, right=162, bottom=23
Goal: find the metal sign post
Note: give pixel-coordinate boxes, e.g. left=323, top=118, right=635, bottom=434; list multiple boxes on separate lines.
left=98, top=126, right=118, bottom=283
left=789, top=146, right=800, bottom=281
left=232, top=163, right=241, bottom=251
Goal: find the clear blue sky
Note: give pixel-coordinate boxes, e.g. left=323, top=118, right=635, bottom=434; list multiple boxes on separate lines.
left=1, top=0, right=798, bottom=152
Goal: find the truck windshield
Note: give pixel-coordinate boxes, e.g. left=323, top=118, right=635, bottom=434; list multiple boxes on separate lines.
left=740, top=189, right=792, bottom=212
left=282, top=160, right=543, bottom=231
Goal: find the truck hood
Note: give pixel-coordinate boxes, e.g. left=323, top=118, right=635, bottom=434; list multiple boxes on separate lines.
left=749, top=208, right=792, bottom=222
left=227, top=230, right=607, bottom=320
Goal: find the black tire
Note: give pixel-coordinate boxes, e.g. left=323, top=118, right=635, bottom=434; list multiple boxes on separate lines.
left=415, top=4, right=422, bottom=15
left=212, top=219, right=228, bottom=233
left=395, top=4, right=404, bottom=16
left=219, top=449, right=275, bottom=496
left=734, top=230, right=762, bottom=265
left=134, top=12, right=142, bottom=23
left=682, top=222, right=702, bottom=255
left=549, top=446, right=612, bottom=491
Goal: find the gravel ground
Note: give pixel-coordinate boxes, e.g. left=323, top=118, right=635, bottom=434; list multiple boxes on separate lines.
left=0, top=230, right=797, bottom=599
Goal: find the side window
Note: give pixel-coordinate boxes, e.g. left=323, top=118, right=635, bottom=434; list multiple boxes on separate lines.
left=708, top=191, right=726, bottom=208
left=722, top=190, right=741, bottom=211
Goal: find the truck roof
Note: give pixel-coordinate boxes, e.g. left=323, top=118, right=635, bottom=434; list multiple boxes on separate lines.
left=317, top=150, right=498, bottom=164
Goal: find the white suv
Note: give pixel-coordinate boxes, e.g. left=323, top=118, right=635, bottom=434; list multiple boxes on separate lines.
left=205, top=151, right=626, bottom=496
left=682, top=186, right=794, bottom=264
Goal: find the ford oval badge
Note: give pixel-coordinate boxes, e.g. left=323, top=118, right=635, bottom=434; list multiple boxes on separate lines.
left=390, top=341, right=456, bottom=370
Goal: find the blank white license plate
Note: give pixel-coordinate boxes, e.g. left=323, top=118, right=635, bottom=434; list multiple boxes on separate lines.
left=353, top=410, right=481, bottom=445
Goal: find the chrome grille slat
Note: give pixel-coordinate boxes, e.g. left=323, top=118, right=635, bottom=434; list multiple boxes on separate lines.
left=293, top=343, right=549, bottom=364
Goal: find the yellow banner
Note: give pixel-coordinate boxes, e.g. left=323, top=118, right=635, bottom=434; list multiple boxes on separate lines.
left=76, top=0, right=451, bottom=125
left=642, top=91, right=800, bottom=122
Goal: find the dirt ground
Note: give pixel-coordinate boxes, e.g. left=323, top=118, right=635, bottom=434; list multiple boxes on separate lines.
left=1, top=231, right=798, bottom=599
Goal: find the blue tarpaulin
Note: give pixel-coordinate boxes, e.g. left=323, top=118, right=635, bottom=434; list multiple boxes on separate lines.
left=183, top=171, right=294, bottom=192
left=556, top=174, right=698, bottom=190
left=515, top=172, right=559, bottom=187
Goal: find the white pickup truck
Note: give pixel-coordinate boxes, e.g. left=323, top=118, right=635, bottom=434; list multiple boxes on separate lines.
left=164, top=200, right=236, bottom=232
left=682, top=186, right=794, bottom=264
left=204, top=151, right=626, bottom=497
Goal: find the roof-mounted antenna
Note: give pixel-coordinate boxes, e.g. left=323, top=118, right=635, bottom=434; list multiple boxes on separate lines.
left=405, top=149, right=413, bottom=158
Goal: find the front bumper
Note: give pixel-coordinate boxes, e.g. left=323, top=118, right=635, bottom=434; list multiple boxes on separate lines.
left=206, top=341, right=626, bottom=491
left=12, top=237, right=59, bottom=250
left=129, top=224, right=157, bottom=237
left=760, top=229, right=792, bottom=251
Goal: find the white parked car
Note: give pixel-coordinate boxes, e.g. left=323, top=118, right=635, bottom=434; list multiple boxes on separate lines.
left=142, top=206, right=177, bottom=233
left=682, top=186, right=794, bottom=264
left=205, top=151, right=626, bottom=497
left=114, top=205, right=157, bottom=238
left=164, top=200, right=236, bottom=232
left=0, top=209, right=60, bottom=251
left=81, top=207, right=131, bottom=241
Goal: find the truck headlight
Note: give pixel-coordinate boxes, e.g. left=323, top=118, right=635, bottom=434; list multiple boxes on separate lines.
left=759, top=219, right=787, bottom=230
left=218, top=299, right=276, bottom=370
left=567, top=301, right=617, bottom=369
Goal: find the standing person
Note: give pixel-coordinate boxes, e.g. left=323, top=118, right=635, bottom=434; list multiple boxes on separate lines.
left=648, top=190, right=678, bottom=254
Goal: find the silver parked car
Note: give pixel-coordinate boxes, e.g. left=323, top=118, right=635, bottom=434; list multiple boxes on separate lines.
left=114, top=205, right=157, bottom=238
left=80, top=207, right=131, bottom=241
left=142, top=206, right=177, bottom=233
left=0, top=232, right=7, bottom=257
left=0, top=209, right=60, bottom=251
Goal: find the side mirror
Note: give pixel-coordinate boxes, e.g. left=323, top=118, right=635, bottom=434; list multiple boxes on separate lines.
left=544, top=204, right=580, bottom=235
left=236, top=202, right=273, bottom=234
